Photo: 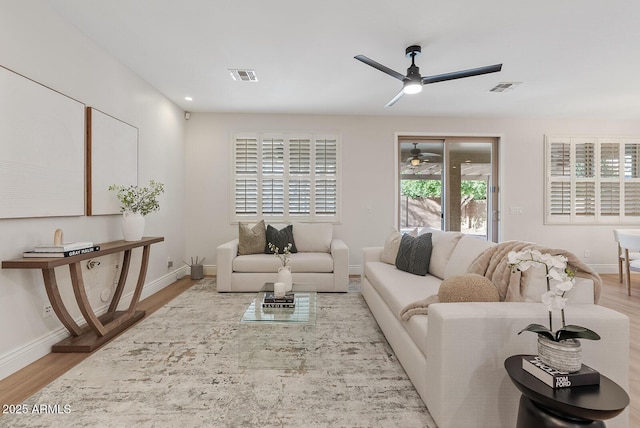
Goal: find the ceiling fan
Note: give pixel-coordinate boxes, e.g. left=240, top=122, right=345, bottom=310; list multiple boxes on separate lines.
left=404, top=143, right=440, bottom=166
left=354, top=45, right=502, bottom=107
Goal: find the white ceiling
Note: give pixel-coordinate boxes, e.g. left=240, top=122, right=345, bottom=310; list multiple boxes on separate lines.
left=49, top=0, right=640, bottom=119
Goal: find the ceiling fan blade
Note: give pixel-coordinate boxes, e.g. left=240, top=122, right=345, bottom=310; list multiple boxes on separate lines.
left=422, top=64, right=502, bottom=85
left=384, top=89, right=405, bottom=108
left=354, top=55, right=406, bottom=81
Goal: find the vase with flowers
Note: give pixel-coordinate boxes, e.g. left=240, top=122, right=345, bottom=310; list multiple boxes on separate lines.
left=268, top=242, right=293, bottom=291
left=108, top=180, right=164, bottom=241
left=508, top=249, right=600, bottom=372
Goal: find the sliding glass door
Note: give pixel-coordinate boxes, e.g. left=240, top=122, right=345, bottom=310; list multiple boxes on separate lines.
left=398, top=136, right=499, bottom=241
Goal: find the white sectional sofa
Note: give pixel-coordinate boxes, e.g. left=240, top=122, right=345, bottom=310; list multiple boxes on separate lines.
left=217, top=222, right=349, bottom=292
left=361, top=228, right=629, bottom=428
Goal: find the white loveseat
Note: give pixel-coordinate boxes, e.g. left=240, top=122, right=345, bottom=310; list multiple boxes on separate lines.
left=217, top=222, right=349, bottom=292
left=361, top=228, right=629, bottom=428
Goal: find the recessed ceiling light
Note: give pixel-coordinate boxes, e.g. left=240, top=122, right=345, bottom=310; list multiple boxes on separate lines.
left=185, top=96, right=193, bottom=101
left=229, top=69, right=258, bottom=82
left=489, top=82, right=522, bottom=93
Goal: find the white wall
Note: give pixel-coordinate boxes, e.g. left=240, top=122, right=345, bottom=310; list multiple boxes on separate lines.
left=0, top=3, right=186, bottom=379
left=185, top=113, right=640, bottom=274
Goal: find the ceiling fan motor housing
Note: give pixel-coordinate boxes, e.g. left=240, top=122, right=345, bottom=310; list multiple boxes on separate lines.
left=405, top=45, right=422, bottom=58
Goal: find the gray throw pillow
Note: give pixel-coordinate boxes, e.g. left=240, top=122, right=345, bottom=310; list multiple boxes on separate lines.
left=265, top=224, right=298, bottom=253
left=238, top=220, right=266, bottom=255
left=395, top=233, right=433, bottom=276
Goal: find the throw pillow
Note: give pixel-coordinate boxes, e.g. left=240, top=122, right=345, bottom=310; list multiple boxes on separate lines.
left=265, top=224, right=298, bottom=254
left=381, top=227, right=417, bottom=265
left=395, top=233, right=433, bottom=276
left=238, top=220, right=266, bottom=255
left=438, top=274, right=500, bottom=303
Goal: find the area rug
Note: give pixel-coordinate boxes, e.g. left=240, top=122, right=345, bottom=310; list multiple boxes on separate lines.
left=5, top=278, right=436, bottom=427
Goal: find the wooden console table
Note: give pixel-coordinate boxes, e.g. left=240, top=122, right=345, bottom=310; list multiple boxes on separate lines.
left=2, top=237, right=164, bottom=353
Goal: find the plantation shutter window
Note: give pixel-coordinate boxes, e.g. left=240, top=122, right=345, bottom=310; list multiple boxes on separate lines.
left=234, top=137, right=258, bottom=215
left=545, top=136, right=640, bottom=224
left=547, top=140, right=572, bottom=220
left=625, top=142, right=640, bottom=217
left=232, top=133, right=340, bottom=222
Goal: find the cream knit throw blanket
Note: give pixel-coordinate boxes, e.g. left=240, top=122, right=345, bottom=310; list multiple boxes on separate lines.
left=399, top=240, right=602, bottom=321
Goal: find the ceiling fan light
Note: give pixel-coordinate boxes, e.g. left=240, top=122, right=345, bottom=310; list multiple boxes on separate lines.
left=410, top=158, right=421, bottom=166
left=403, top=81, right=422, bottom=95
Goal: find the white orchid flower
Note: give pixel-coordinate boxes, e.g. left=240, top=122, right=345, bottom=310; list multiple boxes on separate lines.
left=541, top=291, right=567, bottom=311
left=555, top=280, right=574, bottom=292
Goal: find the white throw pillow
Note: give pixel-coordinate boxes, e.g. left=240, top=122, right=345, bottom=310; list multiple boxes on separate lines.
left=444, top=235, right=496, bottom=279
left=381, top=227, right=417, bottom=265
left=419, top=227, right=463, bottom=279
left=293, top=223, right=333, bottom=253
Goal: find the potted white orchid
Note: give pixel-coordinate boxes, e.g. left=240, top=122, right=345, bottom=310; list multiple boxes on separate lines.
left=508, top=249, right=600, bottom=372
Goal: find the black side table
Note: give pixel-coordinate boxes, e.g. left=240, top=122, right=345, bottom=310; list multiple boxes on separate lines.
left=505, top=355, right=629, bottom=428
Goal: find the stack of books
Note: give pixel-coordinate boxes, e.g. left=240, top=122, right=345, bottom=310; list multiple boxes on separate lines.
left=262, top=292, right=295, bottom=309
left=23, top=242, right=100, bottom=258
left=521, top=355, right=600, bottom=389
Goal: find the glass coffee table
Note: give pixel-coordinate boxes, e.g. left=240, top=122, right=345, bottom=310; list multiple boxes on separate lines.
left=238, top=282, right=317, bottom=369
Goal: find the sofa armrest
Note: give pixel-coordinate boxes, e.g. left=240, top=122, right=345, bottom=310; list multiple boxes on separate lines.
left=425, top=302, right=629, bottom=428
left=331, top=238, right=349, bottom=292
left=361, top=247, right=383, bottom=281
left=216, top=239, right=238, bottom=292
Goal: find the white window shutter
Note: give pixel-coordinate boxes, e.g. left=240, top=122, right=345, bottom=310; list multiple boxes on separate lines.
left=575, top=182, right=595, bottom=216
left=234, top=178, right=258, bottom=215
left=232, top=133, right=340, bottom=222
left=289, top=179, right=311, bottom=215
left=261, top=178, right=284, bottom=215
left=315, top=179, right=337, bottom=215
left=289, top=138, right=311, bottom=174
left=549, top=181, right=571, bottom=216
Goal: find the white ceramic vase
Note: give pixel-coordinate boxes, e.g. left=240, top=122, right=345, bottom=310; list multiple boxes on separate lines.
left=277, top=266, right=293, bottom=292
left=121, top=211, right=145, bottom=241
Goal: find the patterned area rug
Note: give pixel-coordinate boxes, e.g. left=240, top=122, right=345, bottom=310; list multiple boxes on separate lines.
left=5, top=278, right=435, bottom=427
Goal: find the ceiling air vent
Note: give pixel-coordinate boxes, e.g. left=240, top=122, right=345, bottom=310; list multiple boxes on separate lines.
left=489, top=82, right=522, bottom=93
left=228, top=69, right=258, bottom=82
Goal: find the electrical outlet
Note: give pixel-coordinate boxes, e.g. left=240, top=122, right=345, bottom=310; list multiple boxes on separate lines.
left=43, top=304, right=53, bottom=318
left=584, top=249, right=591, bottom=258
left=167, top=257, right=173, bottom=269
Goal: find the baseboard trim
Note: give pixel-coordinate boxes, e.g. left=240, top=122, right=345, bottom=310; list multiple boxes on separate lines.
left=0, top=265, right=189, bottom=381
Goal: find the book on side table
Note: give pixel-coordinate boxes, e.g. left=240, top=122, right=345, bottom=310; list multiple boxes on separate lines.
left=522, top=355, right=600, bottom=389
left=23, top=245, right=100, bottom=258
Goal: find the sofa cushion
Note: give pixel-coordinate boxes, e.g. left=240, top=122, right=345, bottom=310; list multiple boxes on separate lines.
left=381, top=227, right=417, bottom=265
left=233, top=252, right=333, bottom=273
left=444, top=235, right=496, bottom=279
left=265, top=224, right=298, bottom=253
left=293, top=222, right=332, bottom=253
left=365, top=261, right=442, bottom=317
left=395, top=233, right=433, bottom=276
left=238, top=220, right=266, bottom=255
left=419, top=227, right=464, bottom=279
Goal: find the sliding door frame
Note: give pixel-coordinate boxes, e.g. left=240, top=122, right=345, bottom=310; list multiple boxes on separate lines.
left=394, top=132, right=504, bottom=242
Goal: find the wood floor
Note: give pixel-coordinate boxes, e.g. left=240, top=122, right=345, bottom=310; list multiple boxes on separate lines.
left=0, top=274, right=638, bottom=425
